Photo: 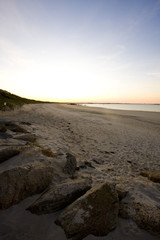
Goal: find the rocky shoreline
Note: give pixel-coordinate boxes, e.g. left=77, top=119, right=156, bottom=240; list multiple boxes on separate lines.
left=0, top=103, right=160, bottom=240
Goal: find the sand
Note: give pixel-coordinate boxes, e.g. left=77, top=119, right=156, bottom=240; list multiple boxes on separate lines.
left=0, top=103, right=160, bottom=240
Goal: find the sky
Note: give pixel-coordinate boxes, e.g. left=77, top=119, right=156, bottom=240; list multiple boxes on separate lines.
left=0, top=0, right=160, bottom=103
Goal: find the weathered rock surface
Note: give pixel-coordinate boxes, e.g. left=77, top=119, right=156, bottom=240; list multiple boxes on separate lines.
left=0, top=161, right=54, bottom=209
left=56, top=181, right=119, bottom=240
left=0, top=131, right=13, bottom=139
left=117, top=178, right=160, bottom=237
left=0, top=126, right=7, bottom=132
left=27, top=179, right=92, bottom=215
left=120, top=202, right=160, bottom=237
left=140, top=170, right=160, bottom=183
left=4, top=122, right=28, bottom=133
left=14, top=133, right=36, bottom=142
left=115, top=186, right=128, bottom=201
left=64, top=153, right=77, bottom=177
left=20, top=121, right=31, bottom=126
left=0, top=148, right=20, bottom=163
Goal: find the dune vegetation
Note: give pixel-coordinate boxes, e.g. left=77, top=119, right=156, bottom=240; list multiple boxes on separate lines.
left=0, top=89, right=42, bottom=110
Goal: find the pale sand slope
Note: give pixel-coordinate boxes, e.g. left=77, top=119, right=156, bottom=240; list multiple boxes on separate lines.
left=0, top=103, right=160, bottom=240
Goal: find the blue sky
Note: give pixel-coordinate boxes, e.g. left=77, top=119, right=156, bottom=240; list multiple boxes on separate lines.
left=0, top=0, right=160, bottom=103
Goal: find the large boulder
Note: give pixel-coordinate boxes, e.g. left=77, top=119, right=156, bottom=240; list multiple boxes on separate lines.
left=64, top=153, right=77, bottom=177
left=27, top=179, right=92, bottom=215
left=0, top=161, right=54, bottom=209
left=0, top=147, right=20, bottom=163
left=56, top=182, right=119, bottom=240
left=120, top=202, right=160, bottom=237
left=118, top=178, right=160, bottom=237
left=140, top=170, right=160, bottom=183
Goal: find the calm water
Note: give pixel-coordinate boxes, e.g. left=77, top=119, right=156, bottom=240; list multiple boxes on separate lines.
left=82, top=104, right=160, bottom=112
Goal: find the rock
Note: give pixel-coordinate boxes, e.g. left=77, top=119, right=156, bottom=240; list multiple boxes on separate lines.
left=0, top=122, right=8, bottom=135
left=120, top=202, right=160, bottom=237
left=27, top=179, right=91, bottom=215
left=0, top=161, right=54, bottom=209
left=140, top=170, right=160, bottom=183
left=56, top=182, right=119, bottom=240
left=117, top=178, right=160, bottom=237
left=0, top=148, right=20, bottom=163
left=64, top=153, right=77, bottom=177
left=5, top=122, right=28, bottom=133
left=115, top=186, right=128, bottom=201
left=0, top=131, right=13, bottom=139
left=14, top=134, right=36, bottom=142
left=0, top=126, right=7, bottom=132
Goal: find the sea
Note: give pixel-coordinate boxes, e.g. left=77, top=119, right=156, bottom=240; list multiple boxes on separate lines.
left=82, top=104, right=160, bottom=112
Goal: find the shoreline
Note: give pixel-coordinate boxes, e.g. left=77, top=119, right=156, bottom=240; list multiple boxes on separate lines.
left=79, top=103, right=160, bottom=113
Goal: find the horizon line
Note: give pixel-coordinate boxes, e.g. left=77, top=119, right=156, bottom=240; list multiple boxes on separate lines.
left=1, top=89, right=160, bottom=105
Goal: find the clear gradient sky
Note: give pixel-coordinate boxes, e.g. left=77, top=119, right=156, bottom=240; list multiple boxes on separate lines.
left=0, top=0, right=160, bottom=103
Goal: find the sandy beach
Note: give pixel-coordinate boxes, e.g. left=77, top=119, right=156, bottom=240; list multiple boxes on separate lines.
left=0, top=103, right=160, bottom=240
